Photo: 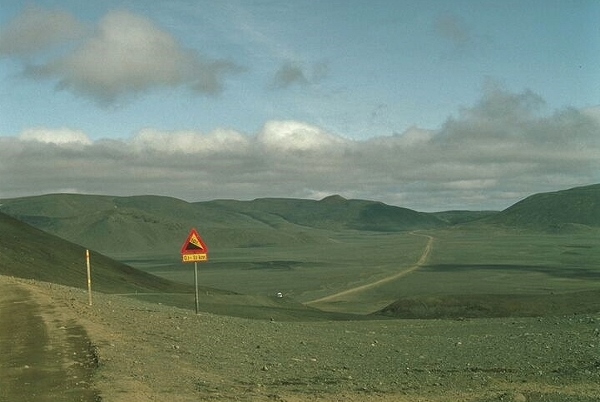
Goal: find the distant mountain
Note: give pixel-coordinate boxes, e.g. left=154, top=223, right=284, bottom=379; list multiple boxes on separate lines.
left=432, top=210, right=498, bottom=225
left=0, top=211, right=191, bottom=294
left=207, top=195, right=446, bottom=232
left=0, top=193, right=315, bottom=256
left=485, top=184, right=600, bottom=231
left=0, top=194, right=195, bottom=256
left=0, top=193, right=448, bottom=257
left=3, top=185, right=598, bottom=260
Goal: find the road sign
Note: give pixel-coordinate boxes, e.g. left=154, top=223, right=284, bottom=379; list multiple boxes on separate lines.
left=181, top=228, right=208, bottom=263
left=182, top=253, right=207, bottom=262
left=180, top=229, right=209, bottom=314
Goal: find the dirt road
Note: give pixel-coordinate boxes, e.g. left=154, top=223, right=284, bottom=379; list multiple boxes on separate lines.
left=307, top=232, right=434, bottom=304
left=2, top=275, right=599, bottom=402
left=0, top=280, right=99, bottom=402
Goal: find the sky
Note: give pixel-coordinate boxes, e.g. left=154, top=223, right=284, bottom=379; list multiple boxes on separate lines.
left=0, top=0, right=599, bottom=211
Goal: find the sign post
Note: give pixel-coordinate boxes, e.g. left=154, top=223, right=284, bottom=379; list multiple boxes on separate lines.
left=86, top=249, right=92, bottom=306
left=193, top=261, right=199, bottom=314
left=180, top=229, right=209, bottom=314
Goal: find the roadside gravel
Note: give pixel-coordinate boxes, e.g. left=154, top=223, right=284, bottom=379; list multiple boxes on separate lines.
left=3, top=275, right=600, bottom=402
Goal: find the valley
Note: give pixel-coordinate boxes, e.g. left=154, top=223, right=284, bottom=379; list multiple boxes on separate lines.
left=0, top=184, right=599, bottom=400
left=307, top=232, right=434, bottom=305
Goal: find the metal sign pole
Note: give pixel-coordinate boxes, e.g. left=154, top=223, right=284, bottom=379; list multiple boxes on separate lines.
left=194, top=261, right=199, bottom=314
left=181, top=228, right=208, bottom=315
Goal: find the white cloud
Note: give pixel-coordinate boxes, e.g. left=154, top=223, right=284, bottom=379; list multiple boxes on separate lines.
left=0, top=5, right=87, bottom=57
left=132, top=128, right=250, bottom=154
left=19, top=128, right=92, bottom=145
left=0, top=87, right=598, bottom=211
left=257, top=120, right=346, bottom=152
left=3, top=8, right=241, bottom=104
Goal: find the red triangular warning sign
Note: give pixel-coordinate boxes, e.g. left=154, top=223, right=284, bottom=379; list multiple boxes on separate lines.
left=181, top=229, right=209, bottom=255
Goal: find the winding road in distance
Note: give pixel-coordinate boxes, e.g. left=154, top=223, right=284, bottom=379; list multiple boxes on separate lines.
left=306, top=232, right=434, bottom=305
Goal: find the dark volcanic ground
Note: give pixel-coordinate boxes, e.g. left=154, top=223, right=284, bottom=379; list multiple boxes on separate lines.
left=0, top=281, right=99, bottom=402
left=1, top=275, right=599, bottom=402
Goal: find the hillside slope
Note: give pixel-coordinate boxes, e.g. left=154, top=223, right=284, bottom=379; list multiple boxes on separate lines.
left=0, top=211, right=358, bottom=321
left=207, top=195, right=446, bottom=231
left=0, top=193, right=447, bottom=257
left=0, top=193, right=311, bottom=256
left=486, top=184, right=600, bottom=230
left=0, top=211, right=191, bottom=294
left=5, top=184, right=597, bottom=261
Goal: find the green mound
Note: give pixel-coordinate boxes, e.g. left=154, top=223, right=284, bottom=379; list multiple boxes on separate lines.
left=0, top=211, right=359, bottom=321
left=0, top=211, right=191, bottom=294
left=0, top=193, right=449, bottom=258
left=377, top=290, right=600, bottom=319
left=486, top=184, right=600, bottom=231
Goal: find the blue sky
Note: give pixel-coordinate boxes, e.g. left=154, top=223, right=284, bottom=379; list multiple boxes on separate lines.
left=0, top=1, right=599, bottom=210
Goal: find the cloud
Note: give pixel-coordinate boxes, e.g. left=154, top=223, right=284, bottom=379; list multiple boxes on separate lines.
left=257, top=121, right=345, bottom=152
left=3, top=8, right=241, bottom=104
left=582, top=106, right=600, bottom=124
left=1, top=87, right=598, bottom=211
left=19, top=127, right=92, bottom=145
left=270, top=62, right=307, bottom=88
left=0, top=5, right=87, bottom=57
left=270, top=61, right=329, bottom=89
left=433, top=13, right=489, bottom=57
left=131, top=128, right=250, bottom=155
left=434, top=14, right=472, bottom=48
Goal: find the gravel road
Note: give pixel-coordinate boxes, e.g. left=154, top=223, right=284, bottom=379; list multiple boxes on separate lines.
left=2, top=275, right=599, bottom=402
left=0, top=280, right=99, bottom=402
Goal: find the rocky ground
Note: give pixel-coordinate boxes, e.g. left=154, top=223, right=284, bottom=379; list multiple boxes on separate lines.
left=2, top=275, right=600, bottom=402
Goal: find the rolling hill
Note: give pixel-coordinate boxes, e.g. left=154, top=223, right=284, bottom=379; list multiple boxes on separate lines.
left=206, top=194, right=446, bottom=231
left=484, top=184, right=600, bottom=230
left=431, top=210, right=498, bottom=225
left=1, top=183, right=598, bottom=265
left=2, top=183, right=599, bottom=320
left=0, top=193, right=296, bottom=256
left=0, top=210, right=362, bottom=320
left=0, top=210, right=191, bottom=294
left=0, top=193, right=449, bottom=257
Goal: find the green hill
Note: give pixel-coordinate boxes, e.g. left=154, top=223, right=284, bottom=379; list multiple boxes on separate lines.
left=0, top=193, right=317, bottom=256
left=207, top=195, right=446, bottom=231
left=0, top=193, right=447, bottom=257
left=486, top=184, right=600, bottom=231
left=0, top=210, right=363, bottom=321
left=377, top=290, right=600, bottom=319
left=2, top=185, right=600, bottom=320
left=0, top=211, right=191, bottom=294
left=432, top=210, right=498, bottom=225
left=2, top=185, right=598, bottom=263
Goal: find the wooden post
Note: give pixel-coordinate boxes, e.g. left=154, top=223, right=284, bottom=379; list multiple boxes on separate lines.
left=86, top=249, right=92, bottom=306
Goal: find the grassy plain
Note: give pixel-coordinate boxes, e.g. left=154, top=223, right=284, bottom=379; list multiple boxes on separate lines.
left=3, top=185, right=598, bottom=319
left=121, top=224, right=600, bottom=318
left=2, top=186, right=600, bottom=401
left=415, top=226, right=600, bottom=295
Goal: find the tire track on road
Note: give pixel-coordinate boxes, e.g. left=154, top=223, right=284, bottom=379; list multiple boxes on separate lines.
left=307, top=232, right=434, bottom=305
left=0, top=279, right=100, bottom=402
